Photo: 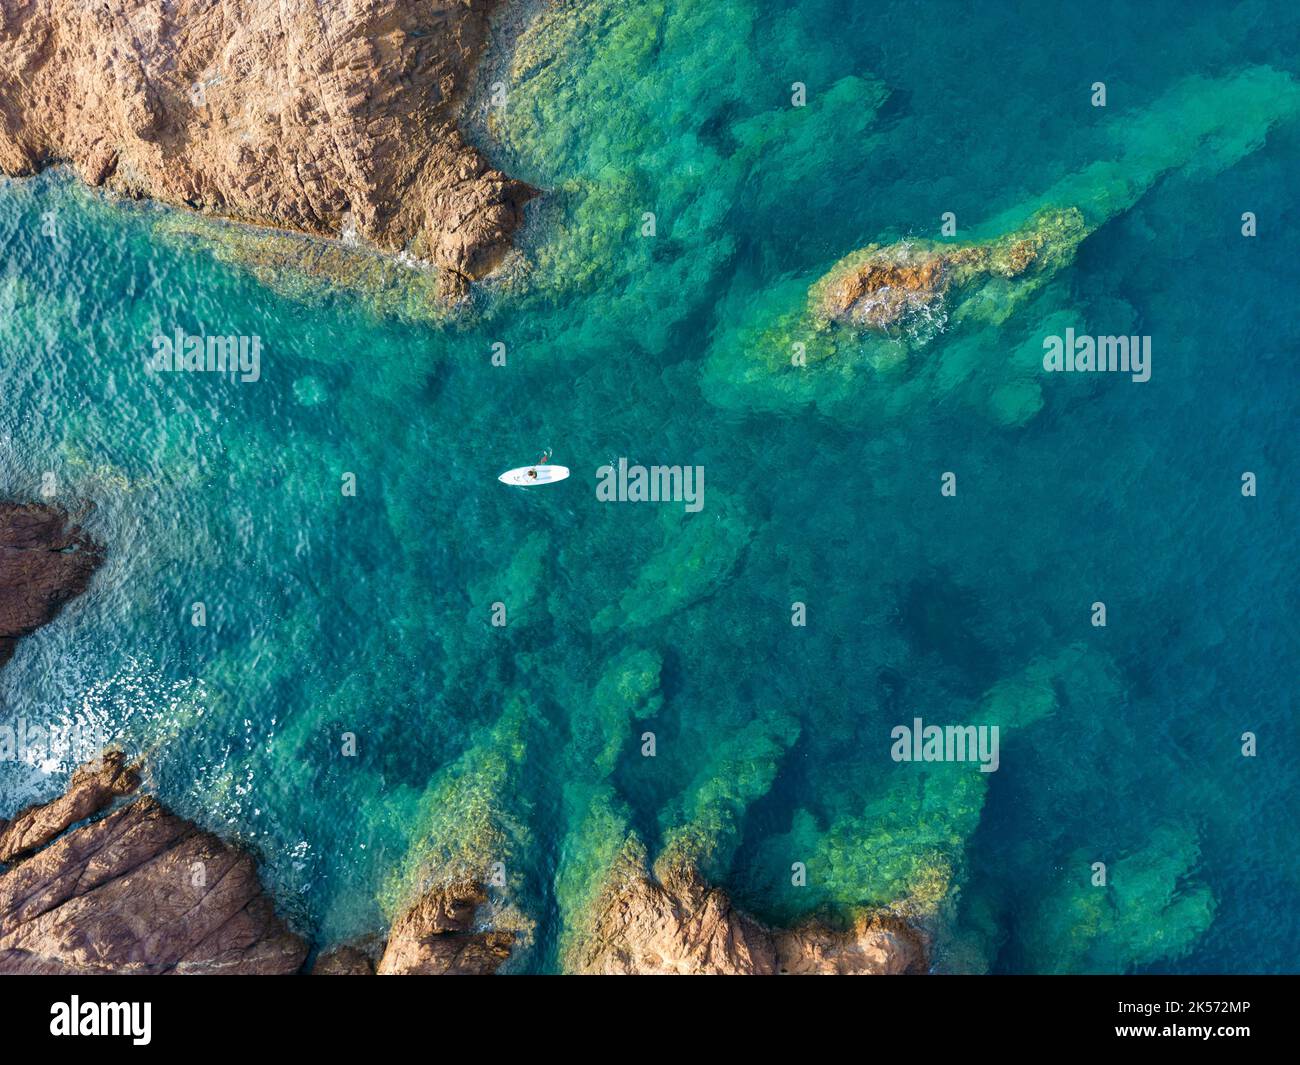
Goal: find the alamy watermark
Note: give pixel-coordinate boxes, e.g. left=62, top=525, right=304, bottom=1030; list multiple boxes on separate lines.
left=1042, top=327, right=1150, bottom=383
left=150, top=329, right=261, bottom=382
left=50, top=997, right=151, bottom=1046
left=0, top=718, right=107, bottom=766
left=596, top=458, right=704, bottom=512
left=890, top=717, right=1000, bottom=772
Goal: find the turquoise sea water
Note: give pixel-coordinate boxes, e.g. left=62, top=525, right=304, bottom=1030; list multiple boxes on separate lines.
left=1, top=0, right=1297, bottom=973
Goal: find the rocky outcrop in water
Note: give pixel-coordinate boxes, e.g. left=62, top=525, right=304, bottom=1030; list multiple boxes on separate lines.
left=812, top=210, right=1083, bottom=332
left=0, top=752, right=308, bottom=974
left=307, top=885, right=513, bottom=975
left=570, top=852, right=927, bottom=975
left=0, top=502, right=103, bottom=668
left=0, top=0, right=536, bottom=298
left=376, top=880, right=513, bottom=975
left=0, top=751, right=138, bottom=862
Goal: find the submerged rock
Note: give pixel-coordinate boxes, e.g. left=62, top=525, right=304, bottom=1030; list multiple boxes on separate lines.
left=377, top=880, right=513, bottom=975
left=0, top=754, right=307, bottom=975
left=0, top=0, right=536, bottom=296
left=0, top=502, right=103, bottom=667
left=1020, top=823, right=1215, bottom=974
left=570, top=846, right=926, bottom=976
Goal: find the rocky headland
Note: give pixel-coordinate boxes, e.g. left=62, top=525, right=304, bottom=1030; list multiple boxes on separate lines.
left=0, top=751, right=309, bottom=974
left=0, top=0, right=536, bottom=299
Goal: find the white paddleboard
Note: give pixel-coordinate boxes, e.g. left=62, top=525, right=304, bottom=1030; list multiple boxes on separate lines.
left=498, top=464, right=571, bottom=487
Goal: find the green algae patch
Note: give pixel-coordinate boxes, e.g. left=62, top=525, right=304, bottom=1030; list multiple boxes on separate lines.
left=466, top=531, right=553, bottom=635
left=657, top=712, right=801, bottom=884
left=976, top=642, right=1122, bottom=732
left=572, top=648, right=664, bottom=776
left=749, top=763, right=987, bottom=926
left=733, top=643, right=1124, bottom=935
left=550, top=644, right=665, bottom=969
left=486, top=0, right=890, bottom=348
left=553, top=786, right=642, bottom=972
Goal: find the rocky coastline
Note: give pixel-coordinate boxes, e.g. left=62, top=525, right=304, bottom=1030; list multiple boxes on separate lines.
left=0, top=500, right=926, bottom=974
left=0, top=751, right=309, bottom=974
left=0, top=0, right=536, bottom=299
left=2, top=755, right=925, bottom=975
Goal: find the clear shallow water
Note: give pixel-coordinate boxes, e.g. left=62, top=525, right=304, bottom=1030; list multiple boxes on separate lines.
left=1, top=0, right=1297, bottom=972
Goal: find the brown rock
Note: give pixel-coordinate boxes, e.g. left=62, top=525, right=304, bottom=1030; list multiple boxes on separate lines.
left=377, top=880, right=512, bottom=975
left=572, top=853, right=927, bottom=975
left=817, top=249, right=950, bottom=331
left=0, top=502, right=103, bottom=668
left=813, top=214, right=1070, bottom=333
left=818, top=248, right=952, bottom=331
left=774, top=913, right=926, bottom=975
left=0, top=766, right=307, bottom=975
left=578, top=861, right=776, bottom=975
left=0, top=751, right=139, bottom=862
left=0, top=1, right=536, bottom=291
left=311, top=944, right=376, bottom=976
left=1000, top=239, right=1038, bottom=276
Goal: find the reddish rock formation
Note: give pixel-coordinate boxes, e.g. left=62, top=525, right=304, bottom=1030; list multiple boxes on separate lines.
left=377, top=880, right=513, bottom=975
left=0, top=755, right=307, bottom=975
left=0, top=751, right=138, bottom=862
left=0, top=502, right=103, bottom=667
left=820, top=253, right=950, bottom=331
left=0, top=0, right=536, bottom=297
left=572, top=856, right=927, bottom=975
left=774, top=913, right=926, bottom=975
left=811, top=211, right=1084, bottom=334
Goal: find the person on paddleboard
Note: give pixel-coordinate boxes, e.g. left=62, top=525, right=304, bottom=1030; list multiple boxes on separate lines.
left=527, top=449, right=552, bottom=480
left=498, top=451, right=567, bottom=488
